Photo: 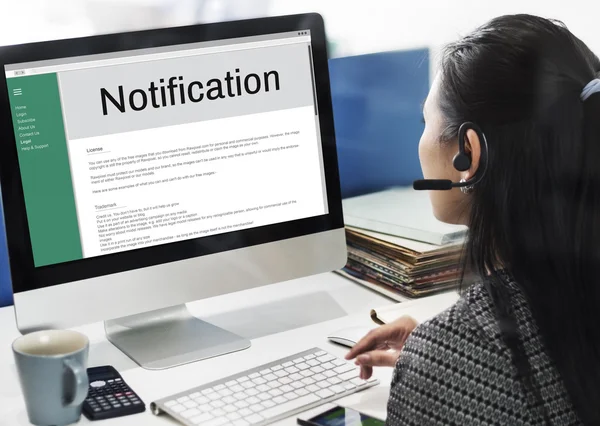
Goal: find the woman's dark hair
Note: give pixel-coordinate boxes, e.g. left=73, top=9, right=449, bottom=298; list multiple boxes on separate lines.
left=438, top=14, right=600, bottom=424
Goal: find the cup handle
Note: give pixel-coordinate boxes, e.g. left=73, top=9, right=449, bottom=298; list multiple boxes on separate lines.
left=63, top=358, right=89, bottom=407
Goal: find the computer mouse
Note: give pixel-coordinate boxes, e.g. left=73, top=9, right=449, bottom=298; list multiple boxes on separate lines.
left=327, top=326, right=374, bottom=348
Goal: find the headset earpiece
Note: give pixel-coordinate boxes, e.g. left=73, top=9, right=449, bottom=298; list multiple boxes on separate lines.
left=453, top=152, right=471, bottom=172
left=453, top=122, right=474, bottom=172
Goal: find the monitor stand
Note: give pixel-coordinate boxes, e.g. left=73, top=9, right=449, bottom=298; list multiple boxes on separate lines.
left=104, top=304, right=251, bottom=370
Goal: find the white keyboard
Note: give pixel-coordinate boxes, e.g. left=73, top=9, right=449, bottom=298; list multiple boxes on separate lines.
left=150, top=347, right=379, bottom=426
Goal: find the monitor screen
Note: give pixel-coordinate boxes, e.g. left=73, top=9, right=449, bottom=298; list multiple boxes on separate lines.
left=4, top=31, right=328, bottom=268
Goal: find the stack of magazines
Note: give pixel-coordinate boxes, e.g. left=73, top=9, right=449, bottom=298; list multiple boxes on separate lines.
left=338, top=188, right=467, bottom=300
left=339, top=226, right=464, bottom=299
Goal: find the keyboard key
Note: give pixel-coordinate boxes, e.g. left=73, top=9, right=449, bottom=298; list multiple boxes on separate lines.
left=296, top=362, right=310, bottom=370
left=284, top=391, right=299, bottom=400
left=307, top=359, right=319, bottom=367
left=249, top=403, right=264, bottom=412
left=234, top=400, right=249, bottom=409
left=327, top=377, right=342, bottom=385
left=351, top=378, right=367, bottom=386
left=285, top=366, right=299, bottom=374
left=181, top=408, right=201, bottom=419
left=203, top=417, right=228, bottom=426
left=199, top=404, right=213, bottom=412
left=340, top=370, right=359, bottom=381
left=280, top=384, right=294, bottom=393
left=223, top=405, right=237, bottom=413
left=171, top=404, right=185, bottom=413
left=271, top=365, right=283, bottom=372
left=303, top=354, right=315, bottom=360
left=300, top=370, right=313, bottom=378
left=241, top=381, right=255, bottom=389
left=282, top=361, right=294, bottom=368
left=315, top=351, right=327, bottom=356
left=261, top=394, right=321, bottom=419
left=262, top=399, right=276, bottom=408
left=268, top=389, right=283, bottom=397
left=257, top=392, right=271, bottom=401
left=291, top=381, right=304, bottom=389
left=317, top=381, right=331, bottom=389
left=246, top=396, right=260, bottom=405
left=202, top=389, right=215, bottom=395
left=256, top=384, right=270, bottom=392
left=218, top=389, right=233, bottom=397
left=324, top=370, right=337, bottom=378
left=331, top=385, right=346, bottom=394
left=177, top=396, right=190, bottom=403
left=190, top=392, right=201, bottom=399
left=290, top=373, right=304, bottom=381
left=165, top=400, right=177, bottom=407
left=222, top=396, right=236, bottom=404
left=343, top=382, right=357, bottom=390
left=237, top=376, right=250, bottom=383
left=316, top=389, right=335, bottom=399
left=184, top=401, right=198, bottom=408
left=273, top=396, right=287, bottom=404
left=190, top=413, right=213, bottom=424
left=311, top=366, right=325, bottom=374
left=239, top=408, right=253, bottom=417
left=232, top=420, right=249, bottom=426
left=208, top=392, right=221, bottom=401
left=227, top=412, right=241, bottom=420
left=269, top=381, right=282, bottom=388
left=230, top=384, right=245, bottom=393
left=264, top=373, right=278, bottom=381
left=293, top=358, right=304, bottom=364
left=259, top=369, right=271, bottom=375
left=245, top=388, right=259, bottom=396
left=225, top=380, right=237, bottom=387
left=335, top=364, right=355, bottom=374
left=211, top=408, right=226, bottom=417
left=296, top=388, right=309, bottom=396
left=233, top=392, right=248, bottom=400
left=301, top=377, right=316, bottom=386
left=210, top=400, right=225, bottom=408
left=274, top=370, right=288, bottom=378
left=252, top=377, right=267, bottom=385
left=322, top=362, right=336, bottom=370
left=313, top=373, right=326, bottom=382
left=318, top=354, right=336, bottom=363
left=306, top=384, right=320, bottom=393
left=278, top=377, right=292, bottom=385
left=249, top=372, right=260, bottom=379
left=246, top=413, right=264, bottom=424
left=214, top=384, right=226, bottom=391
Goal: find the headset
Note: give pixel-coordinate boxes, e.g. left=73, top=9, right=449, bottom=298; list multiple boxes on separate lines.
left=413, top=122, right=489, bottom=191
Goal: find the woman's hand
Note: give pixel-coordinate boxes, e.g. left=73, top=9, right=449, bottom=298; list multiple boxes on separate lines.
left=345, top=316, right=419, bottom=380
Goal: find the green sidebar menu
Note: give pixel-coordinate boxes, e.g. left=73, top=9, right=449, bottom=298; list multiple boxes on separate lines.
left=7, top=73, right=83, bottom=267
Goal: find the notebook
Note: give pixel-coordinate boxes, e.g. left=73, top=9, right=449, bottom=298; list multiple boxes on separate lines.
left=343, top=187, right=468, bottom=245
left=369, top=291, right=460, bottom=325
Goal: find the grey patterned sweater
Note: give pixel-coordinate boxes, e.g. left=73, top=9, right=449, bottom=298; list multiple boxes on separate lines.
left=386, top=278, right=581, bottom=425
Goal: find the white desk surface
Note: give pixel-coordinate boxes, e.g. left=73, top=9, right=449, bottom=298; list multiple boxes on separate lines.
left=0, top=272, right=450, bottom=425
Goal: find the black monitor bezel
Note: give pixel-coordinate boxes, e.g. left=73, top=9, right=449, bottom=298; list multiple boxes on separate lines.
left=0, top=13, right=343, bottom=294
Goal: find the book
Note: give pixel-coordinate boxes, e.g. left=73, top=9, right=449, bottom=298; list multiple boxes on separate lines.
left=369, top=291, right=460, bottom=325
left=343, top=187, right=467, bottom=245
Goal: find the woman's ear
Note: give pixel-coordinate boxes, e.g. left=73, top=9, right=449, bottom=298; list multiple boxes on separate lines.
left=463, top=129, right=482, bottom=180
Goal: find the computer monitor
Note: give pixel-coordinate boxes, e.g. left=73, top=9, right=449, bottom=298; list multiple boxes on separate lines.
left=0, top=14, right=345, bottom=370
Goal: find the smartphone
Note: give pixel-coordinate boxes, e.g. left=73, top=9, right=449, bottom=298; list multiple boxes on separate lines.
left=297, top=405, right=385, bottom=426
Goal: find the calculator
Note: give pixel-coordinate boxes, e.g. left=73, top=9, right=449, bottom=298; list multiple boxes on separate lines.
left=83, top=365, right=146, bottom=421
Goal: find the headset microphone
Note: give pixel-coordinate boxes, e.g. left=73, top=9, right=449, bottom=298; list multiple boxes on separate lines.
left=413, top=122, right=488, bottom=191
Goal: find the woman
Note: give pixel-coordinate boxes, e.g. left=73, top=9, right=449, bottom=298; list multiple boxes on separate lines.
left=347, top=14, right=600, bottom=425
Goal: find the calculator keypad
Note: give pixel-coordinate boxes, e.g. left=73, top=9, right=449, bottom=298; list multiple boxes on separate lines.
left=85, top=378, right=143, bottom=413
